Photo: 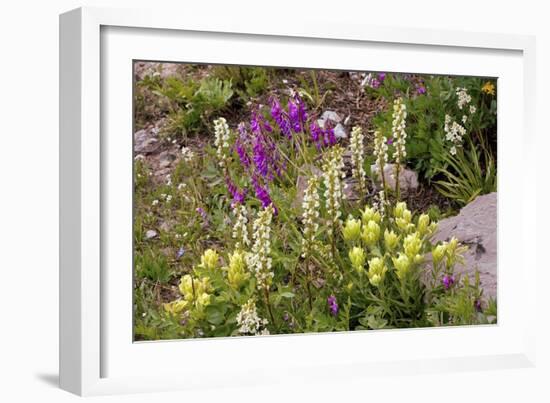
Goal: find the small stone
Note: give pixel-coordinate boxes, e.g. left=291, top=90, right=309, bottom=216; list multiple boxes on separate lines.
left=159, top=220, right=175, bottom=233
left=321, top=110, right=342, bottom=123
left=370, top=163, right=418, bottom=194
left=333, top=123, right=347, bottom=139
left=159, top=151, right=176, bottom=168
left=145, top=230, right=158, bottom=240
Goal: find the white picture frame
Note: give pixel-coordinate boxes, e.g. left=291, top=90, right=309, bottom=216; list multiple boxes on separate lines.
left=59, top=6, right=537, bottom=396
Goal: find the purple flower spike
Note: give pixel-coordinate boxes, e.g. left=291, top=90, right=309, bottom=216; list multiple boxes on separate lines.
left=386, top=138, right=394, bottom=145
left=296, top=94, right=308, bottom=125
left=442, top=274, right=455, bottom=290
left=225, top=176, right=247, bottom=206
left=327, top=295, right=339, bottom=316
left=310, top=121, right=323, bottom=150
left=288, top=99, right=302, bottom=133
left=235, top=123, right=251, bottom=168
left=253, top=180, right=272, bottom=208
left=378, top=73, right=386, bottom=82
left=270, top=97, right=292, bottom=138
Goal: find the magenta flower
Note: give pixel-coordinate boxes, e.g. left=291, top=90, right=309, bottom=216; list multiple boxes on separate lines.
left=225, top=176, right=247, bottom=205
left=253, top=179, right=271, bottom=208
left=327, top=295, right=339, bottom=316
left=416, top=85, right=426, bottom=95
left=235, top=123, right=251, bottom=168
left=270, top=97, right=292, bottom=138
left=378, top=73, right=386, bottom=82
left=442, top=274, right=455, bottom=290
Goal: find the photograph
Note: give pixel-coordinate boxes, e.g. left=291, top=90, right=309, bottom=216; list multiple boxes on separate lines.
left=132, top=62, right=498, bottom=340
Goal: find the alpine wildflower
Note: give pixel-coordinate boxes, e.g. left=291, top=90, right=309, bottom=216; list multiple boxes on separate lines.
left=327, top=295, right=339, bottom=316
left=391, top=97, right=407, bottom=198
left=481, top=81, right=495, bottom=95
left=456, top=87, right=472, bottom=110
left=232, top=204, right=250, bottom=250
left=322, top=146, right=346, bottom=239
left=367, top=257, right=388, bottom=287
left=249, top=205, right=274, bottom=290
left=226, top=250, right=250, bottom=290
left=181, top=146, right=195, bottom=163
left=236, top=299, right=270, bottom=336
left=350, top=126, right=367, bottom=196
left=301, top=176, right=321, bottom=258
left=214, top=117, right=231, bottom=169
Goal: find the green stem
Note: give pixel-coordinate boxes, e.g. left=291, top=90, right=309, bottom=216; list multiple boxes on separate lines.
left=264, top=287, right=277, bottom=329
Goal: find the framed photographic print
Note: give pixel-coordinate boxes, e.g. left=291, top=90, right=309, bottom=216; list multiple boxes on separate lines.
left=60, top=6, right=537, bottom=396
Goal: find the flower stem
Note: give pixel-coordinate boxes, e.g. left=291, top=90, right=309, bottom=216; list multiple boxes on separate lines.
left=264, top=286, right=277, bottom=329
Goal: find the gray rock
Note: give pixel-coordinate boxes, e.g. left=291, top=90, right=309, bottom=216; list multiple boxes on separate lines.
left=159, top=151, right=176, bottom=168
left=333, top=123, right=347, bottom=139
left=160, top=220, right=175, bottom=233
left=317, top=111, right=346, bottom=138
left=430, top=192, right=497, bottom=301
left=145, top=229, right=158, bottom=240
left=321, top=110, right=342, bottom=123
left=134, top=129, right=159, bottom=154
left=370, top=163, right=419, bottom=194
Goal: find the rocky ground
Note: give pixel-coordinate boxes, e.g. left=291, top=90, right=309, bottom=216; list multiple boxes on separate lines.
left=431, top=192, right=497, bottom=301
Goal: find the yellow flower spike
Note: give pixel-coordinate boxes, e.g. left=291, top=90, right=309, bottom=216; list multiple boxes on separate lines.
left=227, top=250, right=250, bottom=289
left=367, top=257, right=388, bottom=287
left=384, top=229, right=399, bottom=251
left=403, top=232, right=422, bottom=259
left=343, top=217, right=362, bottom=243
left=417, top=214, right=430, bottom=235
left=432, top=243, right=447, bottom=264
left=348, top=246, right=366, bottom=273
left=163, top=299, right=188, bottom=315
left=361, top=220, right=381, bottom=246
left=197, top=292, right=211, bottom=307
left=179, top=274, right=194, bottom=300
left=394, top=202, right=407, bottom=218
left=201, top=248, right=219, bottom=270
left=392, top=253, right=410, bottom=280
left=369, top=274, right=382, bottom=287
left=361, top=206, right=381, bottom=224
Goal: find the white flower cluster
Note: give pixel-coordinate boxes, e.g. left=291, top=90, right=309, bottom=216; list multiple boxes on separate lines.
left=444, top=114, right=467, bottom=155
left=322, top=146, right=346, bottom=235
left=456, top=87, right=472, bottom=110
left=372, top=190, right=387, bottom=219
left=373, top=129, right=388, bottom=168
left=181, top=146, right=195, bottom=163
left=391, top=98, right=407, bottom=164
left=232, top=204, right=250, bottom=250
left=249, top=205, right=274, bottom=290
left=213, top=117, right=230, bottom=168
left=350, top=126, right=366, bottom=193
left=301, top=176, right=321, bottom=258
left=236, top=299, right=270, bottom=336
